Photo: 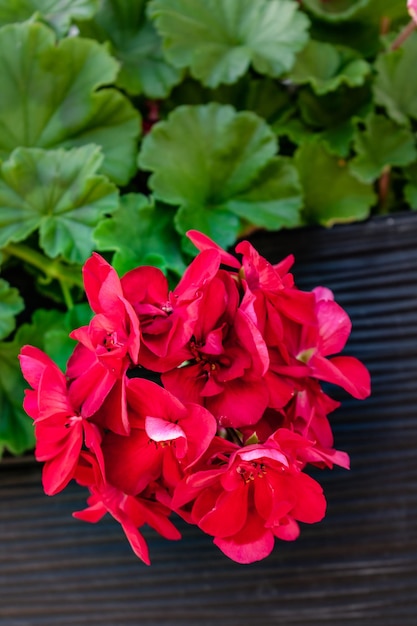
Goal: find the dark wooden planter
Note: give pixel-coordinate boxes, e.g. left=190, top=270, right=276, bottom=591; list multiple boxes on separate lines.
left=1, top=213, right=417, bottom=625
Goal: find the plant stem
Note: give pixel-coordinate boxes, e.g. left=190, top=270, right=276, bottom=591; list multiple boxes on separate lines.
left=390, top=19, right=417, bottom=51
left=378, top=165, right=391, bottom=214
left=59, top=280, right=75, bottom=310
left=4, top=242, right=84, bottom=289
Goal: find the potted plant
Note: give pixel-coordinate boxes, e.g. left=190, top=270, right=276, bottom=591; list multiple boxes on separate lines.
left=1, top=0, right=417, bottom=622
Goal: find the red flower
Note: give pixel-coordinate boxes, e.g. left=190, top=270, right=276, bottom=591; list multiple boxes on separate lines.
left=73, top=453, right=181, bottom=565
left=268, top=286, right=370, bottom=400
left=101, top=378, right=217, bottom=496
left=18, top=346, right=103, bottom=495
left=173, top=435, right=327, bottom=563
left=67, top=253, right=140, bottom=434
left=162, top=270, right=270, bottom=428
left=121, top=249, right=221, bottom=371
left=18, top=230, right=371, bottom=564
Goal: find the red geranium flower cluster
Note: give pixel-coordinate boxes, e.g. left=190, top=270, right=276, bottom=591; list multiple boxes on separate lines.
left=19, top=230, right=370, bottom=564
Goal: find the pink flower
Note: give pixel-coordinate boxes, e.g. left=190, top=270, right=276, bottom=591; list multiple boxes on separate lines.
left=101, top=378, right=217, bottom=496
left=73, top=453, right=181, bottom=565
left=173, top=435, right=327, bottom=563
left=121, top=249, right=221, bottom=371
left=408, top=0, right=417, bottom=22
left=18, top=346, right=103, bottom=495
left=67, top=253, right=140, bottom=434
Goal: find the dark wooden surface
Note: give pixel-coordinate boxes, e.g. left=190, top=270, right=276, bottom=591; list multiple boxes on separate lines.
left=1, top=213, right=417, bottom=625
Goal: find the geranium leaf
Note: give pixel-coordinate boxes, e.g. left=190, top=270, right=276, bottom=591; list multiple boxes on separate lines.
left=0, top=0, right=98, bottom=35
left=0, top=338, right=35, bottom=456
left=290, top=40, right=370, bottom=95
left=373, top=32, right=417, bottom=126
left=0, top=146, right=119, bottom=264
left=296, top=85, right=372, bottom=157
left=175, top=204, right=241, bottom=250
left=308, top=0, right=409, bottom=57
left=78, top=0, right=183, bottom=97
left=16, top=306, right=92, bottom=371
left=273, top=117, right=315, bottom=146
left=42, top=304, right=92, bottom=370
left=294, top=137, right=376, bottom=225
left=139, top=103, right=301, bottom=246
left=94, top=193, right=186, bottom=276
left=351, top=113, right=417, bottom=183
left=0, top=21, right=141, bottom=184
left=224, top=158, right=302, bottom=230
left=360, top=0, right=409, bottom=22
left=148, top=0, right=309, bottom=88
left=245, top=79, right=296, bottom=126
left=0, top=279, right=24, bottom=340
left=301, top=0, right=370, bottom=22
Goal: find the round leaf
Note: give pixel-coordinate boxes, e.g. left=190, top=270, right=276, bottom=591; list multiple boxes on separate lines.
left=351, top=113, right=417, bottom=183
left=0, top=0, right=99, bottom=35
left=290, top=40, right=370, bottom=95
left=295, top=137, right=376, bottom=225
left=94, top=193, right=186, bottom=275
left=139, top=103, right=301, bottom=246
left=0, top=146, right=119, bottom=263
left=149, top=0, right=309, bottom=87
left=78, top=0, right=183, bottom=97
left=0, top=21, right=141, bottom=184
left=0, top=279, right=24, bottom=340
left=0, top=338, right=35, bottom=456
left=301, top=0, right=370, bottom=22
left=373, top=32, right=417, bottom=126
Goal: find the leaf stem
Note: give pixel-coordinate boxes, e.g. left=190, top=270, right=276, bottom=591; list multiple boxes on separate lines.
left=378, top=165, right=391, bottom=214
left=4, top=242, right=84, bottom=289
left=390, top=19, right=417, bottom=51
left=59, top=280, right=75, bottom=310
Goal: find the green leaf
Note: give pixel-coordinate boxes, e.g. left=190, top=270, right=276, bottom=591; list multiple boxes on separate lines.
left=301, top=0, right=370, bottom=22
left=359, top=0, right=409, bottom=22
left=149, top=0, right=309, bottom=88
left=404, top=162, right=417, bottom=209
left=224, top=157, right=302, bottom=230
left=0, top=338, right=35, bottom=456
left=0, top=279, right=24, bottom=340
left=351, top=113, right=417, bottom=183
left=78, top=0, right=183, bottom=98
left=139, top=103, right=302, bottom=247
left=290, top=40, right=370, bottom=95
left=42, top=304, right=92, bottom=370
left=373, top=32, right=417, bottom=126
left=308, top=0, right=409, bottom=57
left=244, top=79, right=297, bottom=126
left=294, top=137, right=377, bottom=225
left=297, top=85, right=372, bottom=157
left=16, top=306, right=92, bottom=370
left=94, top=193, right=186, bottom=276
left=0, top=21, right=141, bottom=184
left=0, top=0, right=99, bottom=35
left=274, top=117, right=315, bottom=146
left=0, top=146, right=119, bottom=264
left=175, top=205, right=240, bottom=250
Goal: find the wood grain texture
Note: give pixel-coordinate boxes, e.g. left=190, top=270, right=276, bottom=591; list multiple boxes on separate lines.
left=1, top=213, right=417, bottom=626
